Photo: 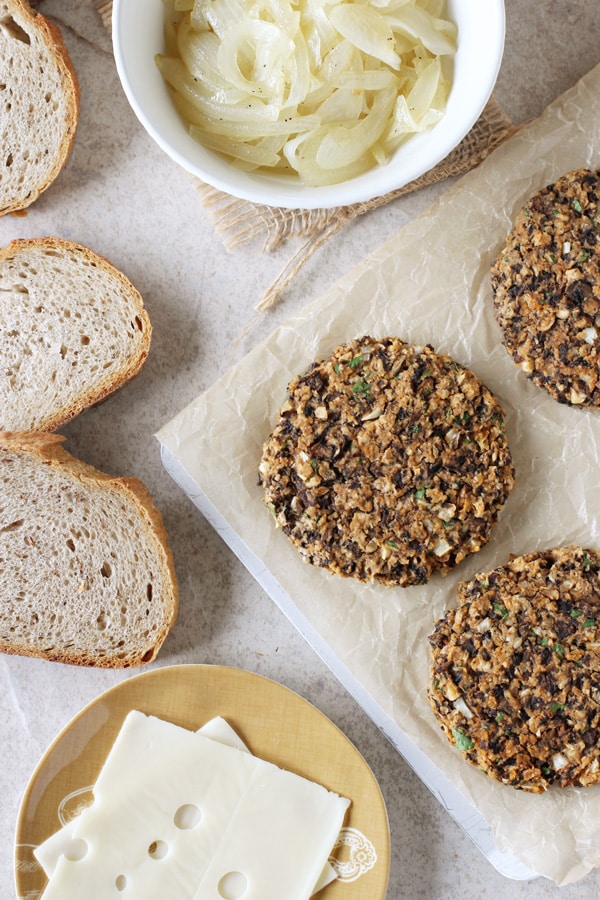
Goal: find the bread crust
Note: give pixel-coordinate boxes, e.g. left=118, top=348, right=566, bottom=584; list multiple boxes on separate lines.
left=0, top=236, right=152, bottom=431
left=0, top=432, right=178, bottom=667
left=0, top=0, right=80, bottom=215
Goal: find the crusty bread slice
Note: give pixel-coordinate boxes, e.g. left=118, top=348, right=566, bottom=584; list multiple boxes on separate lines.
left=0, top=432, right=178, bottom=667
left=0, top=0, right=79, bottom=215
left=0, top=237, right=152, bottom=431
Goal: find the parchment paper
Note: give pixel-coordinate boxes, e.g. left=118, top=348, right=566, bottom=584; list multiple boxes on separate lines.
left=157, top=63, right=600, bottom=885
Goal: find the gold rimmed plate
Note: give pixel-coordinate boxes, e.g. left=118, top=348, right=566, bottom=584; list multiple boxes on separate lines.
left=15, top=664, right=390, bottom=898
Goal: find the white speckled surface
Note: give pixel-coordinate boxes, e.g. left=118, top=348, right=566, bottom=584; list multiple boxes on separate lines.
left=3, top=2, right=600, bottom=898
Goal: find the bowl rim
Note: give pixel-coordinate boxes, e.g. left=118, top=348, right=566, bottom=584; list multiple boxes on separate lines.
left=112, top=0, right=506, bottom=210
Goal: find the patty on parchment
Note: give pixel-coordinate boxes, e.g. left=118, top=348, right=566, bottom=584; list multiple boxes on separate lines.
left=428, top=545, right=600, bottom=792
left=491, top=167, right=600, bottom=407
left=259, top=336, right=514, bottom=587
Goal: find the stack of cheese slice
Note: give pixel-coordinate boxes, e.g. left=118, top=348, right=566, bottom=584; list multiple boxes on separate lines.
left=35, top=712, right=350, bottom=899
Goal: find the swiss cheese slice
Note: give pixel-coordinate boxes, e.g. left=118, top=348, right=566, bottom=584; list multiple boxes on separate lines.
left=34, top=717, right=249, bottom=879
left=36, top=711, right=350, bottom=899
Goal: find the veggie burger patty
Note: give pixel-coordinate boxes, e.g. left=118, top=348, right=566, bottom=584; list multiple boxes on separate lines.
left=259, top=336, right=514, bottom=587
left=491, top=167, right=600, bottom=407
left=428, top=545, right=600, bottom=792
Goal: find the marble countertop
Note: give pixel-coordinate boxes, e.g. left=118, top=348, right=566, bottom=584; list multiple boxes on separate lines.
left=3, top=2, right=600, bottom=898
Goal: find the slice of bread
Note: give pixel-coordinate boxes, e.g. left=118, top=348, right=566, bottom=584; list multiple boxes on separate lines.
left=0, top=0, right=79, bottom=215
left=0, top=432, right=178, bottom=667
left=0, top=237, right=152, bottom=431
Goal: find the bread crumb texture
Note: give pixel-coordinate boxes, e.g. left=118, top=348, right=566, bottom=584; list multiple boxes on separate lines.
left=259, top=336, right=515, bottom=587
left=0, top=0, right=79, bottom=214
left=428, top=546, right=600, bottom=792
left=0, top=434, right=177, bottom=667
left=0, top=238, right=151, bottom=431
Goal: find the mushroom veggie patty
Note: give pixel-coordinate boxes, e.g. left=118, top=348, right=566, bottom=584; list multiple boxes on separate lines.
left=428, top=545, right=600, bottom=792
left=259, top=336, right=514, bottom=587
left=491, top=167, right=600, bottom=407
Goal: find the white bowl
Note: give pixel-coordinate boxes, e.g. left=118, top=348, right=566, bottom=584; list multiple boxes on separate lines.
left=112, top=0, right=505, bottom=210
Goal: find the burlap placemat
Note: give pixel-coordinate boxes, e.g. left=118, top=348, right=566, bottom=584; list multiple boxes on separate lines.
left=97, top=0, right=515, bottom=307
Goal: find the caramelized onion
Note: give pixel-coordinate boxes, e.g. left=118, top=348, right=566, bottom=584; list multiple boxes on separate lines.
left=157, top=0, right=457, bottom=185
